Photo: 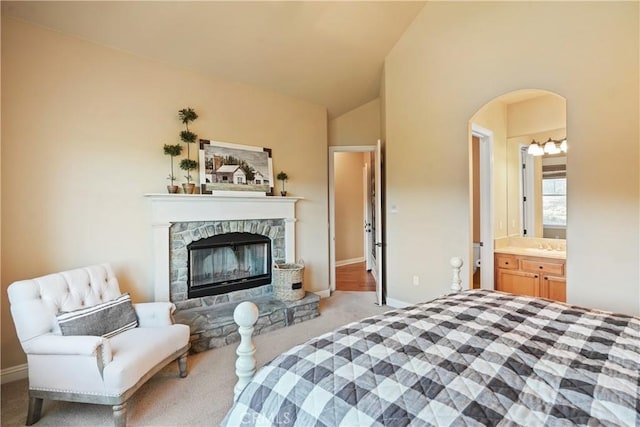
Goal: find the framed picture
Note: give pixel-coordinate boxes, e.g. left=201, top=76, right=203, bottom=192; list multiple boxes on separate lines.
left=199, top=140, right=273, bottom=196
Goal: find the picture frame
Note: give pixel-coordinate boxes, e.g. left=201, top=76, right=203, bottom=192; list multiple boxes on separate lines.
left=199, top=140, right=273, bottom=196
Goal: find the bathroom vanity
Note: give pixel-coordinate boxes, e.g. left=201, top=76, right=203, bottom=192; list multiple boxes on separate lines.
left=494, top=238, right=566, bottom=303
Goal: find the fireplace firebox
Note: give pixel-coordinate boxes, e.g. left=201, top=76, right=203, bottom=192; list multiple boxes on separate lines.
left=187, top=232, right=272, bottom=298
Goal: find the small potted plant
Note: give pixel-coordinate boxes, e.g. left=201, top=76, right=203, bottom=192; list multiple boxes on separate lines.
left=178, top=107, right=199, bottom=194
left=163, top=143, right=183, bottom=193
left=277, top=171, right=289, bottom=196
left=180, top=158, right=198, bottom=193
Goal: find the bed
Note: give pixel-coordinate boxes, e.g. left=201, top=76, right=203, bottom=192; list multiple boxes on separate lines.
left=223, top=289, right=639, bottom=426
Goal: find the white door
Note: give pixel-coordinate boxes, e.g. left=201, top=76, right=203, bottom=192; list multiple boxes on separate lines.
left=373, top=139, right=384, bottom=305
left=363, top=160, right=374, bottom=271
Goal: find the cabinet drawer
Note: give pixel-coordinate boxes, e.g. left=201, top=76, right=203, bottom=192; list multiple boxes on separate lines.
left=521, top=259, right=564, bottom=276
left=495, top=255, right=518, bottom=270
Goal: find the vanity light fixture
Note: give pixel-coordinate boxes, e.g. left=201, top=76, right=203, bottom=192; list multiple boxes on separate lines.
left=543, top=138, right=560, bottom=155
left=527, top=140, right=545, bottom=156
left=528, top=138, right=567, bottom=156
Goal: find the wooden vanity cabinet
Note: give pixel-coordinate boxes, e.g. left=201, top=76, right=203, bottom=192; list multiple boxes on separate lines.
left=542, top=275, right=566, bottom=303
left=495, top=254, right=566, bottom=302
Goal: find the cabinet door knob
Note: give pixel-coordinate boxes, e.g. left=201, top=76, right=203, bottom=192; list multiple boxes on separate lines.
left=539, top=266, right=543, bottom=269
left=535, top=275, right=539, bottom=278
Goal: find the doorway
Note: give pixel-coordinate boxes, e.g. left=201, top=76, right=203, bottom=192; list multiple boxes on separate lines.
left=470, top=124, right=494, bottom=290
left=470, top=90, right=566, bottom=293
left=329, top=145, right=383, bottom=302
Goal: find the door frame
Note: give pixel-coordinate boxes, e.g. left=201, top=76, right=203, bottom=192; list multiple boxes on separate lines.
left=520, top=145, right=535, bottom=237
left=471, top=124, right=494, bottom=290
left=328, top=145, right=376, bottom=293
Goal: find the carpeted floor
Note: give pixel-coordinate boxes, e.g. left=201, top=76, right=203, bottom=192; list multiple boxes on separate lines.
left=1, top=291, right=389, bottom=427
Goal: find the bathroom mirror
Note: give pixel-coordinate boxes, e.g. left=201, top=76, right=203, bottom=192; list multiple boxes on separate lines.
left=504, top=92, right=567, bottom=239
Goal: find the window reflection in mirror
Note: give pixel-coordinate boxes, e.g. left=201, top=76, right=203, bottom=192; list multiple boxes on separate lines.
left=542, top=159, right=567, bottom=236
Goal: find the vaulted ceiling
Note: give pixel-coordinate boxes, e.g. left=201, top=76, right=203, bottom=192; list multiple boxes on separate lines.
left=2, top=1, right=427, bottom=118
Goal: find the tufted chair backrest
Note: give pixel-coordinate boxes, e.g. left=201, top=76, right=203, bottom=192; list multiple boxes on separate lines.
left=7, top=263, right=123, bottom=346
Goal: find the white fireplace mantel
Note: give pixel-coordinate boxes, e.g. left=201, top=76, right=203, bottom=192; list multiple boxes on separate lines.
left=145, top=194, right=301, bottom=302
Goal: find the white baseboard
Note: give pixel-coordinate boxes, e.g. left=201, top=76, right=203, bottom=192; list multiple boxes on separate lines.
left=1, top=363, right=27, bottom=384
left=335, top=257, right=365, bottom=267
left=385, top=297, right=411, bottom=309
left=313, top=289, right=331, bottom=299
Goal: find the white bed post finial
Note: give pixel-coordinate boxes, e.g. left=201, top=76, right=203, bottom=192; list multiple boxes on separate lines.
left=233, top=301, right=259, bottom=401
left=450, top=257, right=463, bottom=292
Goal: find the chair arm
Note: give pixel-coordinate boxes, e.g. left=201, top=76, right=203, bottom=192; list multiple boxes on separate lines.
left=21, top=334, right=113, bottom=374
left=133, top=302, right=176, bottom=327
left=22, top=334, right=106, bottom=355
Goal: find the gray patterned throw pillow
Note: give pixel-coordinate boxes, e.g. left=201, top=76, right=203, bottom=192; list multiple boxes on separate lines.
left=57, top=293, right=138, bottom=338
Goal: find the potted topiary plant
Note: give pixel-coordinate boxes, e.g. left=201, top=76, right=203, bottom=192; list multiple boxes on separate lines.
left=163, top=143, right=183, bottom=193
left=277, top=171, right=289, bottom=196
left=178, top=107, right=199, bottom=194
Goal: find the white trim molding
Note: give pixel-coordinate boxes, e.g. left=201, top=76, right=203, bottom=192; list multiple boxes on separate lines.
left=1, top=363, right=27, bottom=384
left=313, top=289, right=331, bottom=299
left=335, top=257, right=366, bottom=267
left=385, top=297, right=411, bottom=309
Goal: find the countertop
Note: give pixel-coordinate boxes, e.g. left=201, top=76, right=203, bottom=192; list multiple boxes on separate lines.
left=494, top=246, right=566, bottom=260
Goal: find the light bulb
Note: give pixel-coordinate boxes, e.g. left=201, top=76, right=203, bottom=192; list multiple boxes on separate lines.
left=543, top=139, right=557, bottom=154
left=528, top=140, right=544, bottom=156
left=560, top=139, right=568, bottom=153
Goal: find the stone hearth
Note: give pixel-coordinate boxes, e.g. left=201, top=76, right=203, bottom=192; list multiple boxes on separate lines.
left=175, top=292, right=319, bottom=352
left=145, top=194, right=320, bottom=352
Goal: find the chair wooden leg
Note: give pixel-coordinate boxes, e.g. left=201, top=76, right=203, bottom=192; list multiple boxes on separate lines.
left=26, top=397, right=43, bottom=425
left=178, top=352, right=188, bottom=378
left=113, top=403, right=127, bottom=427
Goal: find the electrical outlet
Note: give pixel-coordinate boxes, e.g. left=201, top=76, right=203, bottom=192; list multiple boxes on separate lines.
left=412, top=275, right=419, bottom=286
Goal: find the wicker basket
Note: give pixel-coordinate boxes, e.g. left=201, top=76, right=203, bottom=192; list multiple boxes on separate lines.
left=273, top=261, right=305, bottom=301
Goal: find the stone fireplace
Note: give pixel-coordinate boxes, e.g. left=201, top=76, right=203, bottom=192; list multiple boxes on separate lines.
left=186, top=231, right=272, bottom=298
left=146, top=194, right=319, bottom=352
left=169, top=218, right=285, bottom=308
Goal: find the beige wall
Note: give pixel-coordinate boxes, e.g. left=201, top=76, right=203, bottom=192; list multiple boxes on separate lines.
left=384, top=2, right=639, bottom=314
left=329, top=98, right=380, bottom=147
left=1, top=18, right=329, bottom=369
left=334, top=152, right=365, bottom=263
left=507, top=95, right=566, bottom=137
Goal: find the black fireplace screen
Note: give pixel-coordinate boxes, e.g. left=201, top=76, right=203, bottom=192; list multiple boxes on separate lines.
left=187, top=232, right=272, bottom=298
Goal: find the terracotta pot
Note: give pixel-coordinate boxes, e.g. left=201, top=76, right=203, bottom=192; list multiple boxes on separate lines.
left=167, top=185, right=179, bottom=194
left=182, top=183, right=196, bottom=194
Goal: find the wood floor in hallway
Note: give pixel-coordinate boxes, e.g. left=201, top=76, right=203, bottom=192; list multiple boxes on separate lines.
left=336, top=261, right=376, bottom=291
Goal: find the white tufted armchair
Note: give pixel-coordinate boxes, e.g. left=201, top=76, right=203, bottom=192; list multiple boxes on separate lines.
left=7, top=263, right=190, bottom=427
